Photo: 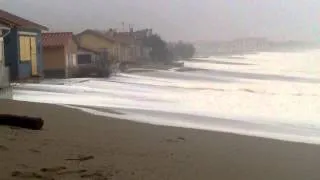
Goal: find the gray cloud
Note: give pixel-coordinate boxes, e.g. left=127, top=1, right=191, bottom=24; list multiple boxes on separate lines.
left=1, top=0, right=319, bottom=41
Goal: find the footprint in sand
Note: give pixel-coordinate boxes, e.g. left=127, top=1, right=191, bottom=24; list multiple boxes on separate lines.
left=164, top=136, right=186, bottom=143
left=57, top=169, right=87, bottom=175
left=65, top=155, right=94, bottom=162
left=0, top=144, right=9, bottom=151
left=11, top=171, right=43, bottom=179
left=29, top=148, right=41, bottom=154
left=7, top=137, right=16, bottom=141
left=80, top=171, right=110, bottom=179
left=14, top=166, right=89, bottom=179
left=40, top=166, right=67, bottom=173
left=16, top=164, right=29, bottom=169
left=177, top=136, right=186, bottom=141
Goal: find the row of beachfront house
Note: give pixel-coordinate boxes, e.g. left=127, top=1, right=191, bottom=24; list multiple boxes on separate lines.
left=42, top=28, right=152, bottom=78
left=0, top=9, right=151, bottom=88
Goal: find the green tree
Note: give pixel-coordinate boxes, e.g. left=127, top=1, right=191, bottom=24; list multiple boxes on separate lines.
left=171, top=41, right=196, bottom=59
left=143, top=34, right=171, bottom=62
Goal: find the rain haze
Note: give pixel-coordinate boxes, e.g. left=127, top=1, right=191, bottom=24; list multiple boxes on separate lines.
left=1, top=0, right=320, bottom=41
left=3, top=1, right=320, bottom=180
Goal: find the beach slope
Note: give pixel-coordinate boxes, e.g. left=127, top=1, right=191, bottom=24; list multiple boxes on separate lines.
left=0, top=100, right=320, bottom=180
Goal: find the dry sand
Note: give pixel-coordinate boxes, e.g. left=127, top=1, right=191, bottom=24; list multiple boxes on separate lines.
left=1, top=100, right=320, bottom=180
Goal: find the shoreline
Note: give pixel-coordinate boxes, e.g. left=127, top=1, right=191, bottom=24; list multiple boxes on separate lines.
left=66, top=104, right=320, bottom=145
left=1, top=100, right=320, bottom=179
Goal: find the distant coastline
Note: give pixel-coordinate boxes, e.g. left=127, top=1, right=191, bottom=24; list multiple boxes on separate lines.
left=195, top=38, right=320, bottom=57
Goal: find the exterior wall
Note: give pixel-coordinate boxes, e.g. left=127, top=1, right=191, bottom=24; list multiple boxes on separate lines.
left=74, top=50, right=101, bottom=77
left=18, top=31, right=38, bottom=79
left=123, top=46, right=130, bottom=62
left=77, top=33, right=114, bottom=52
left=18, top=63, right=31, bottom=78
left=135, top=46, right=141, bottom=58
left=68, top=39, right=78, bottom=54
left=18, top=30, right=43, bottom=79
left=43, top=46, right=66, bottom=78
left=116, top=44, right=131, bottom=62
left=3, top=28, right=19, bottom=80
left=43, top=47, right=65, bottom=69
left=65, top=40, right=78, bottom=78
left=111, top=43, right=120, bottom=61
left=127, top=45, right=137, bottom=62
left=4, top=28, right=43, bottom=80
left=77, top=33, right=118, bottom=63
left=119, top=46, right=125, bottom=62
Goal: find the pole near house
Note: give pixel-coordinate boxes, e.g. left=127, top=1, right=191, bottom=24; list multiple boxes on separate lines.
left=0, top=27, right=12, bottom=99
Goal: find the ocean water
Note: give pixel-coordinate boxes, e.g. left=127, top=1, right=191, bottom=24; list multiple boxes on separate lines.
left=12, top=49, right=320, bottom=144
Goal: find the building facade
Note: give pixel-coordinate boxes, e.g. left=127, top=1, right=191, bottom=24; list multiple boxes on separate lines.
left=42, top=32, right=78, bottom=78
left=76, top=30, right=115, bottom=59
left=0, top=9, right=48, bottom=81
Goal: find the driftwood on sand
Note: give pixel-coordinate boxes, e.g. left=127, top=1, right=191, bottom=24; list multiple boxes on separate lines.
left=0, top=114, right=44, bottom=130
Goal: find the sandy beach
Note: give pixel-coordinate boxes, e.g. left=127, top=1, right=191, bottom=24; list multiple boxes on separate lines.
left=0, top=100, right=320, bottom=180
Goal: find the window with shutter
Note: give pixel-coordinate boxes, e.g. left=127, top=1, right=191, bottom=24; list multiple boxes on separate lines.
left=19, top=36, right=32, bottom=61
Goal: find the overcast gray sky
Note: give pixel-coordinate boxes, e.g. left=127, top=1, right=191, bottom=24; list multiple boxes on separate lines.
left=1, top=0, right=319, bottom=41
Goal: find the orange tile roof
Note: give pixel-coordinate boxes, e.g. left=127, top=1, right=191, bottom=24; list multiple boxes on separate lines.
left=42, top=32, right=73, bottom=47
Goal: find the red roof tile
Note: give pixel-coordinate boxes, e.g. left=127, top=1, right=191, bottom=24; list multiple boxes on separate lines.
left=132, top=29, right=150, bottom=39
left=42, top=32, right=73, bottom=47
left=77, top=29, right=115, bottom=43
left=113, top=34, right=135, bottom=45
left=0, top=9, right=48, bottom=30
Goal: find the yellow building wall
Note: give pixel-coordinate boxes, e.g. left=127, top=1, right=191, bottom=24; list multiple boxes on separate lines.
left=76, top=33, right=134, bottom=63
left=77, top=33, right=131, bottom=63
left=67, top=39, right=78, bottom=54
left=78, top=33, right=115, bottom=52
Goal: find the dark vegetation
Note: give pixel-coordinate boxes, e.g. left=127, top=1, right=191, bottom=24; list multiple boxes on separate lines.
left=143, top=34, right=196, bottom=62
left=168, top=41, right=196, bottom=59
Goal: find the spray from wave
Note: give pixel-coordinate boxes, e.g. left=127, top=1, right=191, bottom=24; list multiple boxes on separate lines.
left=12, top=49, right=320, bottom=144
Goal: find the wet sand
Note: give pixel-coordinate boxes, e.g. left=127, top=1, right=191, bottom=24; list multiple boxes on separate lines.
left=1, top=100, right=320, bottom=180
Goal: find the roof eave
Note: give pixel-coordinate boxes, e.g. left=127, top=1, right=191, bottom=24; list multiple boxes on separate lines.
left=77, top=29, right=115, bottom=43
left=17, top=25, right=49, bottom=31
left=0, top=19, right=48, bottom=31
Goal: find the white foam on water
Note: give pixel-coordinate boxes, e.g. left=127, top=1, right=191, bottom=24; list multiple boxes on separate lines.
left=12, top=49, right=320, bottom=144
left=62, top=104, right=320, bottom=145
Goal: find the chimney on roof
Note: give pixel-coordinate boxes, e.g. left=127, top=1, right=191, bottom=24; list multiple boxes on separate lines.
left=128, top=24, right=134, bottom=35
left=107, top=28, right=117, bottom=37
left=130, top=28, right=134, bottom=35
left=148, top=29, right=152, bottom=36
